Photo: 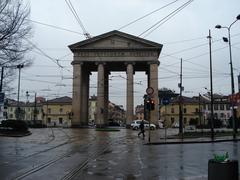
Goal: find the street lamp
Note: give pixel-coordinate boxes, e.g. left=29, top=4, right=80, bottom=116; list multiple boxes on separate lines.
left=16, top=64, right=24, bottom=120
left=215, top=14, right=240, bottom=139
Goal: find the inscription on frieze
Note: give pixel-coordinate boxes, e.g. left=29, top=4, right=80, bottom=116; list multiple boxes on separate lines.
left=76, top=51, right=158, bottom=57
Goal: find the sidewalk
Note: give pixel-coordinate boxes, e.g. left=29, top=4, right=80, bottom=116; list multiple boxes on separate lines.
left=143, top=129, right=240, bottom=145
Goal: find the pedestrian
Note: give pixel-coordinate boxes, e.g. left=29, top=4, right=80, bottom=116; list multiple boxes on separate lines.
left=138, top=120, right=145, bottom=139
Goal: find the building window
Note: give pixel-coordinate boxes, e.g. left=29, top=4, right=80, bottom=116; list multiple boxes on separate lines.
left=227, top=113, right=230, bottom=118
left=183, top=108, right=187, bottom=113
left=203, top=104, right=206, bottom=110
left=10, top=107, right=13, bottom=112
left=9, top=114, right=13, bottom=118
left=226, top=104, right=230, bottom=110
left=184, top=118, right=187, bottom=124
left=171, top=117, right=174, bottom=124
left=220, top=113, right=224, bottom=118
left=59, top=118, right=63, bottom=124
left=220, top=104, right=224, bottom=110
left=48, top=108, right=51, bottom=114
left=214, top=104, right=218, bottom=110
left=60, top=108, right=63, bottom=113
left=47, top=118, right=51, bottom=123
left=208, top=104, right=211, bottom=111
left=171, top=108, right=174, bottom=113
left=195, top=108, right=199, bottom=113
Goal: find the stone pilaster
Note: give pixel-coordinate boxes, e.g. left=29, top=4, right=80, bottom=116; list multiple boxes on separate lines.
left=72, top=63, right=82, bottom=127
left=104, top=71, right=109, bottom=124
left=96, top=63, right=105, bottom=127
left=81, top=68, right=90, bottom=125
left=126, top=63, right=134, bottom=128
left=149, top=62, right=159, bottom=125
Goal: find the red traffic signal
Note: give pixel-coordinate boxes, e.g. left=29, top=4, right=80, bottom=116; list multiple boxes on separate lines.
left=146, top=98, right=155, bottom=111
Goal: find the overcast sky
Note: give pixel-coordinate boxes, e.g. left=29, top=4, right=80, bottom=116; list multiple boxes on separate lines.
left=12, top=0, right=240, bottom=109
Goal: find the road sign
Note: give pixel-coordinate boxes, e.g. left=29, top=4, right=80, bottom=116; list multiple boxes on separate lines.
left=146, top=87, right=154, bottom=95
left=162, top=97, right=170, bottom=105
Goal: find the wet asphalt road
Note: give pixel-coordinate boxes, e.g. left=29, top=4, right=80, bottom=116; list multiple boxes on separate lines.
left=0, top=128, right=239, bottom=180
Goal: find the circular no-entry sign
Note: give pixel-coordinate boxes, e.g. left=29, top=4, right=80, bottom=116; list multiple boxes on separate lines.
left=146, top=87, right=154, bottom=95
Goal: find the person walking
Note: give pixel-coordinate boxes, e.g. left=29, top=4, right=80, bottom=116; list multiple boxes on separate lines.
left=138, top=120, right=145, bottom=139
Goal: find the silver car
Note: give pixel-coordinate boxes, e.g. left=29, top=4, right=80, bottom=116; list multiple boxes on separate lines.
left=130, top=120, right=156, bottom=130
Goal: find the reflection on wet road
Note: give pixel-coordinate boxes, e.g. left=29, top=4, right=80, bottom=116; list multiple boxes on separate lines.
left=0, top=128, right=239, bottom=180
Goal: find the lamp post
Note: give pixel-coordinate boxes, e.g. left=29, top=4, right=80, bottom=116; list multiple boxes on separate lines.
left=215, top=14, right=240, bottom=139
left=207, top=30, right=214, bottom=141
left=16, top=64, right=24, bottom=120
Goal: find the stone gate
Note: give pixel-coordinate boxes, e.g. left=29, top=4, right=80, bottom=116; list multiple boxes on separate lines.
left=69, top=30, right=162, bottom=127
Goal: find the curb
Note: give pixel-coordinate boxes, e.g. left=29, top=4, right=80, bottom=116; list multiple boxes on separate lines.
left=0, top=131, right=32, bottom=137
left=144, top=138, right=240, bottom=145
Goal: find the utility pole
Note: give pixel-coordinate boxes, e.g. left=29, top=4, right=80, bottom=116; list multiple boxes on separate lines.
left=207, top=30, right=214, bottom=141
left=16, top=64, right=24, bottom=120
left=199, top=93, right=203, bottom=135
left=33, top=92, right=37, bottom=123
left=179, top=58, right=183, bottom=138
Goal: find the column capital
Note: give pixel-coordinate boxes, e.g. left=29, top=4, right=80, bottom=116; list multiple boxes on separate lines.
left=71, top=61, right=84, bottom=66
left=147, top=61, right=160, bottom=66
left=95, top=62, right=106, bottom=66
left=124, top=62, right=136, bottom=66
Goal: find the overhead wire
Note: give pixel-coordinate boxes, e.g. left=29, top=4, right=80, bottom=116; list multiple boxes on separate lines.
left=64, top=0, right=91, bottom=38
left=27, top=19, right=84, bottom=35
left=118, top=0, right=182, bottom=30
left=139, top=0, right=194, bottom=37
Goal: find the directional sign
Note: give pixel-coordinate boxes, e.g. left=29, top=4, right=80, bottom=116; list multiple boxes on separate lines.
left=162, top=97, right=170, bottom=105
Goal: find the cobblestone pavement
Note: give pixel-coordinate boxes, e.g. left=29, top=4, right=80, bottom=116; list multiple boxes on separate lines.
left=0, top=128, right=239, bottom=180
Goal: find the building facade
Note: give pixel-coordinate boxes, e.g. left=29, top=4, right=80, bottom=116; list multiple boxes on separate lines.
left=42, top=96, right=72, bottom=127
left=6, top=99, right=43, bottom=123
left=201, top=94, right=232, bottom=127
left=135, top=104, right=145, bottom=120
left=160, top=96, right=201, bottom=127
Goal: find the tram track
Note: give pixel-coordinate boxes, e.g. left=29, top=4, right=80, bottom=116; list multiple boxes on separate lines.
left=60, top=136, right=126, bottom=180
left=12, top=130, right=125, bottom=180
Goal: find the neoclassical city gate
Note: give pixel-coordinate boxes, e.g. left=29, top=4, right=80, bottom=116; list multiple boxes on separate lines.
left=69, top=30, right=162, bottom=127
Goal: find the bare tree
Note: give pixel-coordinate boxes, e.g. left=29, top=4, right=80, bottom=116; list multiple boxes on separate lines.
left=0, top=0, right=32, bottom=91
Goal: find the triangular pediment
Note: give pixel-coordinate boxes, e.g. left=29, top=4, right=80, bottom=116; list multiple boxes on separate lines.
left=69, top=30, right=163, bottom=51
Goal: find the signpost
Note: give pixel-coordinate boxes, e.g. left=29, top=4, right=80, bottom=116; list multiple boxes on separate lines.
left=146, top=87, right=154, bottom=143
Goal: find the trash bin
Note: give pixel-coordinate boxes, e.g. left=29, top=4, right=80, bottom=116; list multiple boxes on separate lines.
left=208, top=159, right=238, bottom=180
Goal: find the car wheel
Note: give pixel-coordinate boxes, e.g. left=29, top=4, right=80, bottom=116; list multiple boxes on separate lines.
left=150, top=126, right=154, bottom=130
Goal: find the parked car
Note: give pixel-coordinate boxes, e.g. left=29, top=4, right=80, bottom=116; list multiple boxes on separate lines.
left=158, top=120, right=164, bottom=129
left=130, top=120, right=156, bottom=130
left=172, top=122, right=179, bottom=128
left=185, top=125, right=196, bottom=131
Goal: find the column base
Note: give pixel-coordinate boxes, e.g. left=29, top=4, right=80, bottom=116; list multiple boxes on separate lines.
left=95, top=124, right=108, bottom=128
left=71, top=122, right=89, bottom=128
left=126, top=124, right=132, bottom=129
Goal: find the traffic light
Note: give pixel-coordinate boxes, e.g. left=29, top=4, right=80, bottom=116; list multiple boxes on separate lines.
left=146, top=98, right=155, bottom=111
left=150, top=99, right=155, bottom=110
left=146, top=99, right=150, bottom=111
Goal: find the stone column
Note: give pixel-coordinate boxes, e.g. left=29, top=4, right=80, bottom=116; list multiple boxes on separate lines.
left=72, top=63, right=82, bottom=127
left=126, top=63, right=134, bottom=128
left=81, top=68, right=90, bottom=126
left=96, top=63, right=105, bottom=127
left=149, top=62, right=159, bottom=125
left=104, top=71, right=109, bottom=124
